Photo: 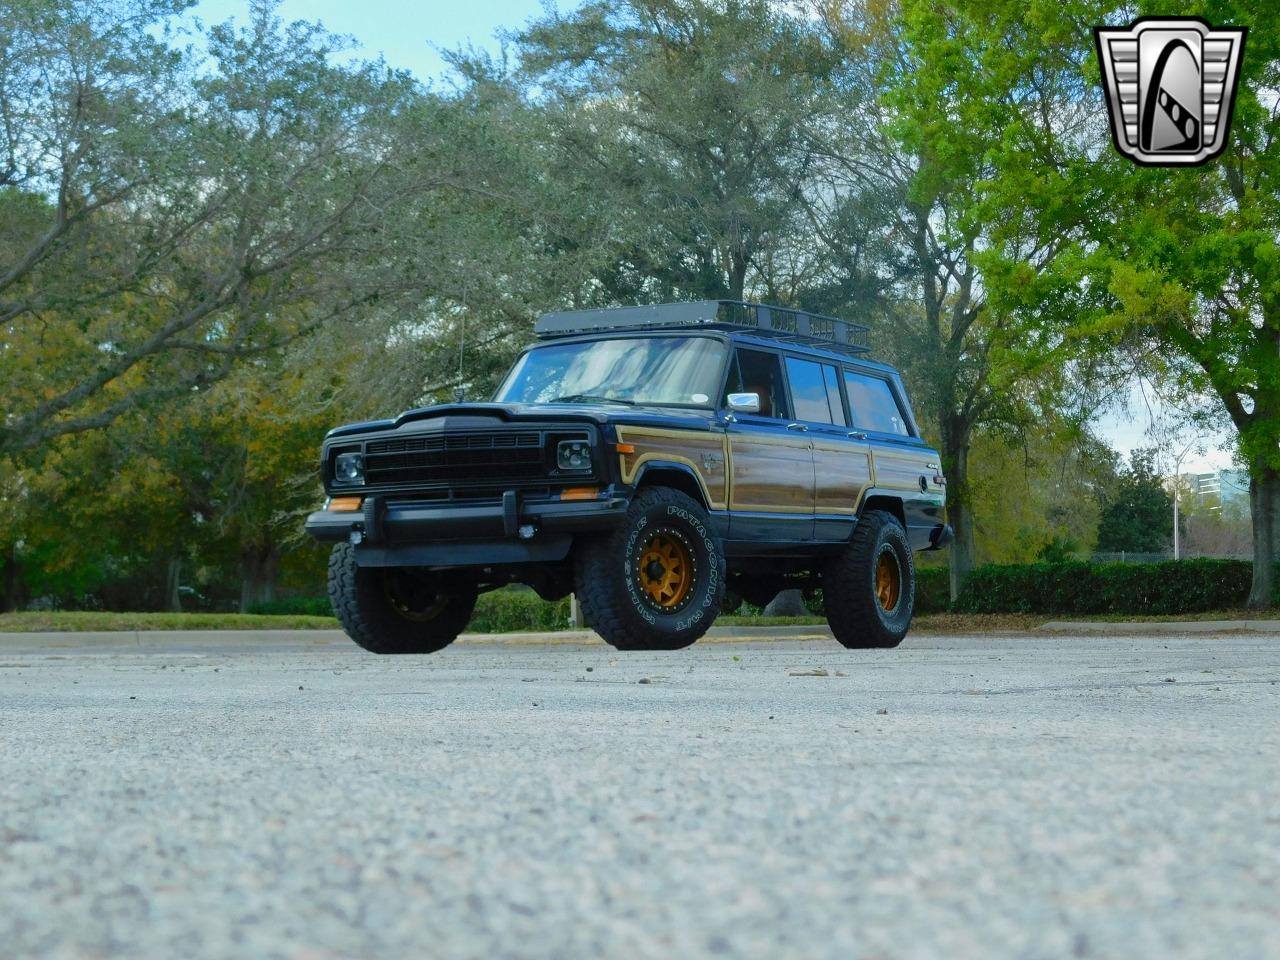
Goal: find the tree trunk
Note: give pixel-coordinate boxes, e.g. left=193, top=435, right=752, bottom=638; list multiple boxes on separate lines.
left=259, top=549, right=278, bottom=605
left=165, top=556, right=182, bottom=613
left=0, top=543, right=20, bottom=613
left=239, top=544, right=280, bottom=613
left=728, top=247, right=748, bottom=301
left=941, top=417, right=976, bottom=601
left=1246, top=464, right=1279, bottom=610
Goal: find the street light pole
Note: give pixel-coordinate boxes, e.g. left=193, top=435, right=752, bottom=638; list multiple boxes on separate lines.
left=1172, top=440, right=1197, bottom=561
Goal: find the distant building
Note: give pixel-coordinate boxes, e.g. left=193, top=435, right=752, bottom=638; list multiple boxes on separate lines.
left=1188, top=469, right=1250, bottom=508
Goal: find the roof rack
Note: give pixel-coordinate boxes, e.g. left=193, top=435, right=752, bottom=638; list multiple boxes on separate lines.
left=534, top=300, right=871, bottom=356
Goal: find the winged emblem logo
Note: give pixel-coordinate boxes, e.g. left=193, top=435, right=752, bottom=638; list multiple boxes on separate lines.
left=1094, top=18, right=1246, bottom=166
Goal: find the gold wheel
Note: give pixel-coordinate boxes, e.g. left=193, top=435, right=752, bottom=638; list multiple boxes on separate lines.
left=639, top=531, right=694, bottom=609
left=875, top=550, right=901, bottom=612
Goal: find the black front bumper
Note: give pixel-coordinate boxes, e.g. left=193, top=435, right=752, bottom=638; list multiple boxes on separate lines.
left=305, top=492, right=629, bottom=567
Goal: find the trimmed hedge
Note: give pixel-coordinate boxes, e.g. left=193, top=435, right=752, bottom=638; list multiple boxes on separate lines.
left=952, top=559, right=1273, bottom=616
left=251, top=559, right=1273, bottom=626
left=914, top=566, right=950, bottom=614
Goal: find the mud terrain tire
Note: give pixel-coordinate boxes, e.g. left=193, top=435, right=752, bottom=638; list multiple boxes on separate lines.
left=328, top=543, right=477, bottom=654
left=823, top=510, right=914, bottom=649
left=574, top=487, right=725, bottom=650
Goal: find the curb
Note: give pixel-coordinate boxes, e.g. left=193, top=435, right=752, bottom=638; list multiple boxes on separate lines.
left=1039, top=619, right=1280, bottom=635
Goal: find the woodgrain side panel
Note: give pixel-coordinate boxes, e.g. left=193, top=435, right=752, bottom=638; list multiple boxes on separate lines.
left=616, top=426, right=728, bottom=510
left=812, top=440, right=872, bottom=515
left=727, top=433, right=814, bottom=514
left=870, top=447, right=937, bottom=496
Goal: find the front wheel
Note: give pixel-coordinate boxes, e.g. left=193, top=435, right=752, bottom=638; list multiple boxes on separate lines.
left=823, top=510, right=915, bottom=649
left=574, top=487, right=725, bottom=650
left=328, top=543, right=477, bottom=654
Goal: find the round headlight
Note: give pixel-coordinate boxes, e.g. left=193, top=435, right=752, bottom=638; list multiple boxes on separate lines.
left=334, top=452, right=364, bottom=485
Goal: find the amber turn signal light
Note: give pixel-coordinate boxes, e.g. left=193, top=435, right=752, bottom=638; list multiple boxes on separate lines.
left=560, top=487, right=599, bottom=501
left=329, top=496, right=363, bottom=512
left=614, top=442, right=636, bottom=454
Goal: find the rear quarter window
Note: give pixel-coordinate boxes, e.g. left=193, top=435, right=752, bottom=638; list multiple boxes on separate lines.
left=843, top=371, right=910, bottom=436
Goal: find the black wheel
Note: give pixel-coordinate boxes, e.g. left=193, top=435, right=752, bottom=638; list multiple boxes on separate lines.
left=823, top=510, right=915, bottom=649
left=574, top=486, right=725, bottom=650
left=327, top=543, right=477, bottom=654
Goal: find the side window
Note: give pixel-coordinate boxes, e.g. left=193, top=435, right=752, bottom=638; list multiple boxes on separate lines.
left=844, top=371, right=909, bottom=436
left=732, top=349, right=790, bottom=420
left=784, top=357, right=836, bottom=424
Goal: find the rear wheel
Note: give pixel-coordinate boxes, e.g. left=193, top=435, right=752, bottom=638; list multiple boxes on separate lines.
left=823, top=510, right=914, bottom=649
left=328, top=543, right=477, bottom=654
left=574, top=486, right=725, bottom=650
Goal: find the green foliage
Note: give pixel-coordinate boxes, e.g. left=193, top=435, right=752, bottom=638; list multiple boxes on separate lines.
left=914, top=567, right=952, bottom=614
left=953, top=560, right=1275, bottom=615
left=1095, top=450, right=1173, bottom=554
left=827, top=0, right=1118, bottom=591
left=511, top=0, right=845, bottom=304
left=1035, top=537, right=1080, bottom=566
left=0, top=0, right=425, bottom=456
left=1075, top=0, right=1280, bottom=604
left=967, top=422, right=1117, bottom=564
left=466, top=592, right=574, bottom=634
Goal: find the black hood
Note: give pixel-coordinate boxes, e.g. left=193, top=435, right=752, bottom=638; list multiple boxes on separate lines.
left=325, top=401, right=717, bottom=440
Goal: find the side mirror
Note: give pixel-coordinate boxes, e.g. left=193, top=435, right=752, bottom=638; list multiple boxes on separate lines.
left=727, top=392, right=761, bottom=414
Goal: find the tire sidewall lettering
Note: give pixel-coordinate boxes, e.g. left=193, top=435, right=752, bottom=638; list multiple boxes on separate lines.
left=621, top=499, right=722, bottom=631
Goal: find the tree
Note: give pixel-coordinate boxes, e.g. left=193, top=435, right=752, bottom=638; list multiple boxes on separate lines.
left=152, top=365, right=332, bottom=612
left=1088, top=0, right=1280, bottom=605
left=0, top=0, right=427, bottom=456
left=967, top=421, right=1119, bottom=563
left=822, top=0, right=1114, bottom=598
left=511, top=0, right=848, bottom=305
left=1095, top=450, right=1173, bottom=555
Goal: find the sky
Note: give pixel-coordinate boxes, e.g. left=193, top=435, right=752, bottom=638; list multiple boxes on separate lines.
left=184, top=1, right=1236, bottom=476
left=187, top=0, right=560, bottom=80
left=1092, top=383, right=1235, bottom=476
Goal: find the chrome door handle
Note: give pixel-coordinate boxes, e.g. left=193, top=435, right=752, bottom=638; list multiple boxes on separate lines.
left=846, top=431, right=867, bottom=440
left=786, top=423, right=808, bottom=432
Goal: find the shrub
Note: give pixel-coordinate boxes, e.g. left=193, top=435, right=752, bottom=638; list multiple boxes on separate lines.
left=914, top=566, right=951, bottom=614
left=466, top=591, right=572, bottom=633
left=952, top=559, right=1271, bottom=616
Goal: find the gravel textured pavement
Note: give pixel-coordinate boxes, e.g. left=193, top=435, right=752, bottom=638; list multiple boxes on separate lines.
left=1, top=630, right=1278, bottom=959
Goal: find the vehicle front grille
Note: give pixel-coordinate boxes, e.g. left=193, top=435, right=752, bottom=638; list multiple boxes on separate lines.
left=360, top=430, right=565, bottom=490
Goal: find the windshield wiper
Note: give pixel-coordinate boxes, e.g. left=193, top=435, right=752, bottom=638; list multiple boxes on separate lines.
left=547, top=394, right=636, bottom=406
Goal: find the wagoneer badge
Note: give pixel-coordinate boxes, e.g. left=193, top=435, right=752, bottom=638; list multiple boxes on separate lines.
left=1094, top=17, right=1246, bottom=167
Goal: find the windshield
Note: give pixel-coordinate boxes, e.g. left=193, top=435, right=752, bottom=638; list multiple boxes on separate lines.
left=495, top=336, right=728, bottom=408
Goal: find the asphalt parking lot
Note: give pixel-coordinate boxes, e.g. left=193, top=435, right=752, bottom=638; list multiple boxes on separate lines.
left=2, top=630, right=1278, bottom=959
